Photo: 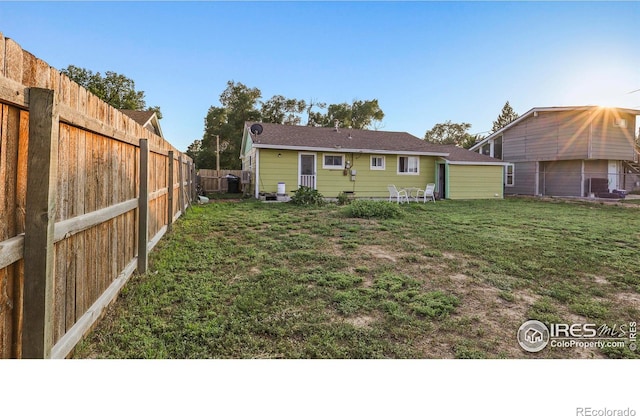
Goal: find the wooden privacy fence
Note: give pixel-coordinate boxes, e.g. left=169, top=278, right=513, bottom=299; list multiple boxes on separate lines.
left=0, top=33, right=195, bottom=358
left=198, top=169, right=244, bottom=193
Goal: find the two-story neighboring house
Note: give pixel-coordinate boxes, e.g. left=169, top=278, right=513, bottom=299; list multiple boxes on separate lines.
left=470, top=106, right=640, bottom=197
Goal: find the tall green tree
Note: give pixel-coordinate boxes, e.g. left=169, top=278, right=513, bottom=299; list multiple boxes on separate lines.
left=424, top=121, right=476, bottom=147
left=305, top=99, right=327, bottom=127
left=261, top=95, right=306, bottom=125
left=491, top=101, right=518, bottom=132
left=60, top=65, right=161, bottom=117
left=199, top=81, right=262, bottom=170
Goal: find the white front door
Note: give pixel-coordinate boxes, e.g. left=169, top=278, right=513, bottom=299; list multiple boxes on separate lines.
left=299, top=153, right=316, bottom=189
left=608, top=160, right=619, bottom=191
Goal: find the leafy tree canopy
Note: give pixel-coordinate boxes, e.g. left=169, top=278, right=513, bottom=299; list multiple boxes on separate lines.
left=61, top=65, right=161, bottom=118
left=325, top=99, right=384, bottom=130
left=491, top=101, right=518, bottom=133
left=188, top=81, right=386, bottom=169
left=424, top=121, right=484, bottom=149
left=261, top=95, right=307, bottom=125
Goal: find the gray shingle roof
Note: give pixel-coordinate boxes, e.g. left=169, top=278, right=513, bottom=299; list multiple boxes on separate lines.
left=121, top=109, right=156, bottom=126
left=246, top=122, right=449, bottom=155
left=438, top=145, right=507, bottom=164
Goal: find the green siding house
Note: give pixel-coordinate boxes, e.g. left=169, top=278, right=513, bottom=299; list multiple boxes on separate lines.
left=240, top=122, right=506, bottom=200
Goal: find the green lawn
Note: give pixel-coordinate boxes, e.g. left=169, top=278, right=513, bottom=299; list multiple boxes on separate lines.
left=75, top=198, right=640, bottom=358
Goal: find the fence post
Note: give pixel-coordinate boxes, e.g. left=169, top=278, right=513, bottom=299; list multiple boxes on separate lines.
left=22, top=88, right=59, bottom=359
left=190, top=160, right=196, bottom=203
left=177, top=153, right=184, bottom=213
left=167, top=150, right=174, bottom=232
left=137, top=139, right=149, bottom=274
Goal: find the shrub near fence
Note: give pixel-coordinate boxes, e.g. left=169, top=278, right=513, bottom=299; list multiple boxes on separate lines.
left=0, top=32, right=195, bottom=358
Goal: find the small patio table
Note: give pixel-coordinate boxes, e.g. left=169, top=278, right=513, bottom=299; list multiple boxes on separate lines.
left=402, top=187, right=421, bottom=201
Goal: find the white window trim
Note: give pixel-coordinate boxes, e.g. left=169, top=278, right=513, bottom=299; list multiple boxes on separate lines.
left=322, top=153, right=345, bottom=169
left=397, top=155, right=420, bottom=175
left=370, top=155, right=385, bottom=170
left=505, top=163, right=515, bottom=187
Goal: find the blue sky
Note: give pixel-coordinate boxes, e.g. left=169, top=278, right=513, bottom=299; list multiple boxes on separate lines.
left=1, top=1, right=639, bottom=152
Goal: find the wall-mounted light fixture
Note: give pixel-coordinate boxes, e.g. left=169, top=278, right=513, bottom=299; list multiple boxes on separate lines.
left=277, top=153, right=282, bottom=158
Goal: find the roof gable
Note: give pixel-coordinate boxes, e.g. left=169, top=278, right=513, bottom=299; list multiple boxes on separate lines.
left=470, top=106, right=640, bottom=151
left=121, top=110, right=164, bottom=138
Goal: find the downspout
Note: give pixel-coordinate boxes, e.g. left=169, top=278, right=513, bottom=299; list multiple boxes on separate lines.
left=534, top=161, right=539, bottom=196
left=580, top=160, right=585, bottom=197
left=445, top=162, right=450, bottom=199
left=254, top=148, right=260, bottom=199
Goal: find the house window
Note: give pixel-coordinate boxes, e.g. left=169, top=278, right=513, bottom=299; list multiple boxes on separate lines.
left=322, top=153, right=344, bottom=169
left=481, top=143, right=491, bottom=156
left=614, top=119, right=627, bottom=128
left=505, top=163, right=515, bottom=186
left=493, top=137, right=503, bottom=160
left=398, top=156, right=419, bottom=174
left=370, top=155, right=385, bottom=170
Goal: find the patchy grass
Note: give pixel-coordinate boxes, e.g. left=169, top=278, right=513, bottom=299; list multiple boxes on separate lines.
left=74, top=198, right=640, bottom=359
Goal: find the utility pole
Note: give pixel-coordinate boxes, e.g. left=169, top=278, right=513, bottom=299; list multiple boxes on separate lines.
left=216, top=135, right=221, bottom=192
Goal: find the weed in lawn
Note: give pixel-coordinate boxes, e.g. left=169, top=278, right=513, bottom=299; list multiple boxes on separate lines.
left=344, top=200, right=404, bottom=219
left=528, top=297, right=564, bottom=325
left=332, top=289, right=373, bottom=315
left=454, top=342, right=487, bottom=359
left=422, top=249, right=443, bottom=258
left=406, top=291, right=460, bottom=319
left=314, top=271, right=363, bottom=289
left=568, top=297, right=609, bottom=319
left=498, top=291, right=515, bottom=302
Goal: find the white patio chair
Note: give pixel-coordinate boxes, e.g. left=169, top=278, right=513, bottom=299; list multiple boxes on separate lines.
left=415, top=183, right=436, bottom=203
left=388, top=184, right=409, bottom=203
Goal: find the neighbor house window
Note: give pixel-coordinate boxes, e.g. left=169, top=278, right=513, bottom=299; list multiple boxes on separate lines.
left=322, top=153, right=344, bottom=169
left=614, top=119, right=627, bottom=128
left=493, top=136, right=503, bottom=160
left=398, top=156, right=419, bottom=174
left=505, top=163, right=515, bottom=186
left=370, top=155, right=385, bottom=170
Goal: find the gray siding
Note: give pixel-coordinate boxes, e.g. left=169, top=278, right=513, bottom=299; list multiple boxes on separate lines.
left=503, top=108, right=635, bottom=162
left=540, top=160, right=582, bottom=196
left=590, top=112, right=636, bottom=161
left=506, top=161, right=537, bottom=195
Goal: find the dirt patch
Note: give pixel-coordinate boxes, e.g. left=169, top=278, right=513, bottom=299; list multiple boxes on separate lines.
left=345, top=315, right=378, bottom=328
left=614, top=291, right=640, bottom=309
left=591, top=275, right=610, bottom=285
left=361, top=245, right=399, bottom=262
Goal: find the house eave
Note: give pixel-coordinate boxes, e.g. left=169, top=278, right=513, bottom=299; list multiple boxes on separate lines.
left=444, top=160, right=510, bottom=166
left=252, top=143, right=449, bottom=157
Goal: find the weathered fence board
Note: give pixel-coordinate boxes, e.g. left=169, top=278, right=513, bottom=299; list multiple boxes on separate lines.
left=0, top=32, right=195, bottom=359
